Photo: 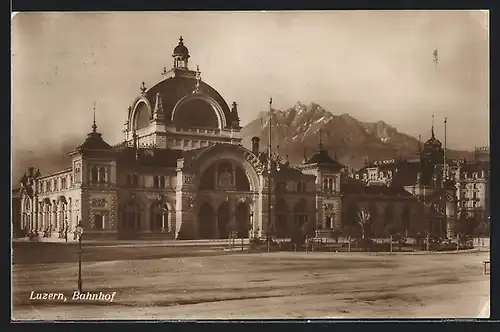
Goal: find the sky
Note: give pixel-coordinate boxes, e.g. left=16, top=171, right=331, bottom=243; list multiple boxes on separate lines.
left=12, top=11, right=489, bottom=157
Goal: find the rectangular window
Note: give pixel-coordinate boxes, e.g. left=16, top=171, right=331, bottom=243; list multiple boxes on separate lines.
left=160, top=176, right=166, bottom=189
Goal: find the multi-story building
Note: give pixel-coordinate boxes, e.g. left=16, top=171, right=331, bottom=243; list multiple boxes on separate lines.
left=15, top=37, right=437, bottom=241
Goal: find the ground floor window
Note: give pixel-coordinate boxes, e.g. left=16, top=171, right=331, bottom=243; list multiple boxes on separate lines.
left=94, top=214, right=104, bottom=229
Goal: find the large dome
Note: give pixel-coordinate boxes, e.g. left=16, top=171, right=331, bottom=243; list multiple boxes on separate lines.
left=143, top=76, right=232, bottom=129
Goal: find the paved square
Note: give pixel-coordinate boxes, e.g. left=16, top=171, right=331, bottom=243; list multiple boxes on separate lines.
left=12, top=245, right=490, bottom=320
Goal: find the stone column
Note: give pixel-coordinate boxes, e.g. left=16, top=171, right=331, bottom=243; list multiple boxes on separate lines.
left=446, top=197, right=457, bottom=238
left=33, top=199, right=38, bottom=230
left=161, top=212, right=165, bottom=231
left=214, top=164, right=219, bottom=188
left=231, top=164, right=236, bottom=187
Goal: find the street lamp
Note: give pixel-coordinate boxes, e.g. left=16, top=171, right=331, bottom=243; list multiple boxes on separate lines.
left=75, top=222, right=84, bottom=293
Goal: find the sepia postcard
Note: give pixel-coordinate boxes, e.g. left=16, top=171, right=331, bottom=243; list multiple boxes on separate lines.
left=11, top=10, right=490, bottom=321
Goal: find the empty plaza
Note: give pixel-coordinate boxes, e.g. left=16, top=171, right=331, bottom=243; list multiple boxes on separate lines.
left=12, top=242, right=490, bottom=320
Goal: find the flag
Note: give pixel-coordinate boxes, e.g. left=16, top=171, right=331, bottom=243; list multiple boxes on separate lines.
left=433, top=49, right=438, bottom=66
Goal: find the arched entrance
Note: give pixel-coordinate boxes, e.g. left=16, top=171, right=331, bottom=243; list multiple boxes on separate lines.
left=217, top=201, right=230, bottom=239
left=121, top=198, right=143, bottom=239
left=235, top=202, right=250, bottom=238
left=199, top=203, right=216, bottom=239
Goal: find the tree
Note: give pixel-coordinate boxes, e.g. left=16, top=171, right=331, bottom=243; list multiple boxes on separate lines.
left=357, top=209, right=372, bottom=251
left=357, top=209, right=371, bottom=240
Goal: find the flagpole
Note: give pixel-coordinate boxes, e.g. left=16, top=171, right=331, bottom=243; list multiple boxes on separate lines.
left=444, top=117, right=447, bottom=182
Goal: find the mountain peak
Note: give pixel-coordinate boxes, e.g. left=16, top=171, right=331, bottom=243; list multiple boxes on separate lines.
left=241, top=101, right=473, bottom=170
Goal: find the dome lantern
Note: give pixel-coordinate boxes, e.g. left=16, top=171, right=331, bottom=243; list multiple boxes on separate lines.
left=172, top=36, right=190, bottom=69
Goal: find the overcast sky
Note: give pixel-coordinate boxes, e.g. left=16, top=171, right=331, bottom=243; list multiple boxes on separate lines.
left=12, top=11, right=489, bottom=156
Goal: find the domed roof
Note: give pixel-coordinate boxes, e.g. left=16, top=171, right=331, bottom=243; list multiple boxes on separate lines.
left=143, top=76, right=232, bottom=127
left=423, top=134, right=442, bottom=151
left=173, top=36, right=190, bottom=58
left=77, top=131, right=113, bottom=151
left=304, top=149, right=344, bottom=169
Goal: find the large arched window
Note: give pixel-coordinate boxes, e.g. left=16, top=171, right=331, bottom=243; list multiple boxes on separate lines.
left=199, top=165, right=215, bottom=190
left=235, top=167, right=250, bottom=191
left=134, top=102, right=150, bottom=130
left=173, top=98, right=219, bottom=129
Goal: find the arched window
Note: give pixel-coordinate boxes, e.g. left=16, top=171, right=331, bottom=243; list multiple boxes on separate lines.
left=134, top=102, right=150, bottom=130
left=25, top=198, right=31, bottom=211
left=99, top=167, right=107, bottom=183
left=91, top=166, right=98, bottom=183
left=153, top=176, right=159, bottom=188
left=200, top=165, right=215, bottom=190
left=235, top=167, right=250, bottom=191
left=328, top=179, right=333, bottom=193
left=160, top=176, right=166, bottom=188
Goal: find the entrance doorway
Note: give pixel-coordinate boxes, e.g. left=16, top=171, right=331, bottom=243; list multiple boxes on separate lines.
left=217, top=201, right=230, bottom=239
left=235, top=202, right=249, bottom=238
left=199, top=203, right=216, bottom=239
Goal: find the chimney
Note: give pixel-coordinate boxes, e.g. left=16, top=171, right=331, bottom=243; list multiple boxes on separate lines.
left=251, top=137, right=260, bottom=155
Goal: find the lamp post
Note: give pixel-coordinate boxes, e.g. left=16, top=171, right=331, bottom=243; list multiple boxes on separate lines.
left=75, top=222, right=84, bottom=293
left=267, top=97, right=273, bottom=253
